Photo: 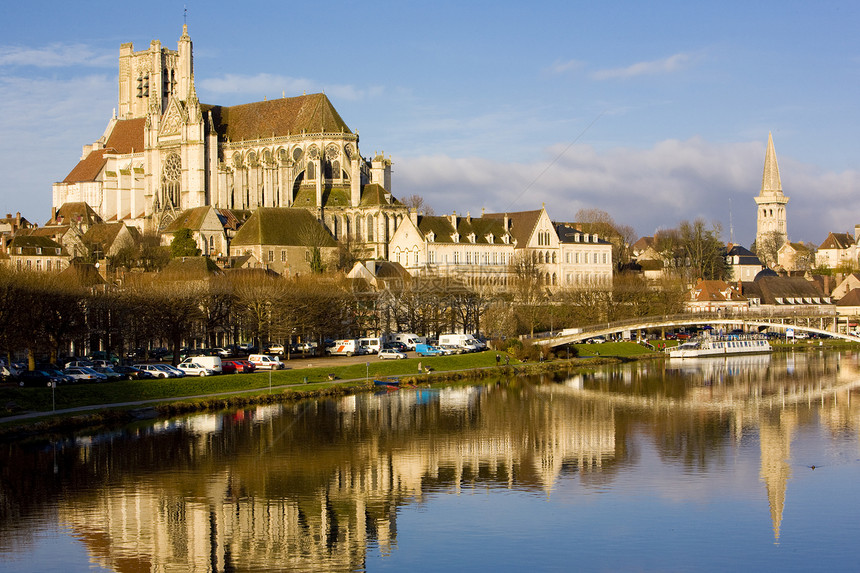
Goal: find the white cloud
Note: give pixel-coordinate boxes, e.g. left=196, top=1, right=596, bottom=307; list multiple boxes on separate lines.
left=198, top=73, right=383, bottom=101
left=592, top=53, right=691, bottom=80
left=548, top=59, right=586, bottom=74
left=0, top=43, right=113, bottom=68
left=395, top=138, right=860, bottom=247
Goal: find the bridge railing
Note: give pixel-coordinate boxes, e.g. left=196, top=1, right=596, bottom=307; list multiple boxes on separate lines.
left=532, top=309, right=840, bottom=340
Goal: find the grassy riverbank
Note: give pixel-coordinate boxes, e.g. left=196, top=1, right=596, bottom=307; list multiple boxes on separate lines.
left=8, top=337, right=851, bottom=435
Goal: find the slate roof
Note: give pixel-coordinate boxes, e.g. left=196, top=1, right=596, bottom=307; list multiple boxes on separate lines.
left=555, top=223, right=612, bottom=245
left=202, top=93, right=351, bottom=141
left=416, top=215, right=509, bottom=245
left=9, top=235, right=65, bottom=255
left=726, top=243, right=763, bottom=265
left=230, top=208, right=337, bottom=248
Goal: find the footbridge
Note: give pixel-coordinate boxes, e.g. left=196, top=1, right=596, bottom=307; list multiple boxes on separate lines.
left=531, top=311, right=860, bottom=347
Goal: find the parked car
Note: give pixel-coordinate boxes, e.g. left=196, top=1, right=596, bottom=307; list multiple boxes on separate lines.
left=16, top=370, right=64, bottom=387
left=155, top=364, right=185, bottom=378
left=265, top=344, right=285, bottom=355
left=248, top=354, right=285, bottom=370
left=384, top=341, right=408, bottom=353
left=212, top=347, right=231, bottom=358
left=36, top=365, right=75, bottom=385
left=134, top=364, right=171, bottom=379
left=179, top=356, right=222, bottom=374
left=65, top=360, right=95, bottom=369
left=112, top=365, right=152, bottom=380
left=93, top=366, right=124, bottom=381
left=378, top=348, right=407, bottom=360
left=439, top=344, right=464, bottom=355
left=64, top=366, right=109, bottom=382
left=177, top=362, right=215, bottom=376
left=415, top=343, right=444, bottom=357
left=223, top=359, right=256, bottom=373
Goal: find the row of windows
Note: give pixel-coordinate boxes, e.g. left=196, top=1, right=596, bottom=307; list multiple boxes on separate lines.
left=564, top=272, right=611, bottom=285
left=564, top=251, right=610, bottom=265
left=396, top=250, right=513, bottom=267
left=15, top=259, right=65, bottom=272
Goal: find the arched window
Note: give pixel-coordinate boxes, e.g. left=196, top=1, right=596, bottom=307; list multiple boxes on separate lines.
left=162, top=152, right=181, bottom=208
left=366, top=214, right=374, bottom=241
left=307, top=162, right=315, bottom=180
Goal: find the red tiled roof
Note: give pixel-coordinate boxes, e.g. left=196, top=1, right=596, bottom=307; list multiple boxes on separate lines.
left=105, top=118, right=145, bottom=154
left=63, top=148, right=110, bottom=183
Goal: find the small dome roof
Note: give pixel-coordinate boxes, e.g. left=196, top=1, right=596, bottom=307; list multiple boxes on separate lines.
left=754, top=268, right=779, bottom=281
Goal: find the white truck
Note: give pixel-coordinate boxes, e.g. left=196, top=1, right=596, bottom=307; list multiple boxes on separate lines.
left=438, top=333, right=481, bottom=352
left=326, top=339, right=363, bottom=356
left=383, top=333, right=426, bottom=350
left=358, top=337, right=382, bottom=354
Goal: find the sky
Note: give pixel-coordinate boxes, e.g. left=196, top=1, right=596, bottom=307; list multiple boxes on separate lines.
left=1, top=0, right=859, bottom=247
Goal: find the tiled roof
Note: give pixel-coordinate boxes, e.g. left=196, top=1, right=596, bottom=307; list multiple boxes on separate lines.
left=360, top=183, right=399, bottom=206
left=9, top=235, right=65, bottom=255
left=48, top=202, right=103, bottom=227
left=62, top=148, right=111, bottom=183
left=836, top=288, right=860, bottom=306
left=105, top=118, right=145, bottom=154
left=691, top=280, right=745, bottom=302
left=82, top=222, right=130, bottom=249
left=58, top=263, right=107, bottom=287
left=162, top=207, right=213, bottom=232
left=202, top=93, right=351, bottom=141
left=230, top=208, right=337, bottom=248
left=555, top=223, right=612, bottom=245
left=819, top=232, right=855, bottom=250
left=743, top=276, right=827, bottom=305
left=482, top=210, right=542, bottom=248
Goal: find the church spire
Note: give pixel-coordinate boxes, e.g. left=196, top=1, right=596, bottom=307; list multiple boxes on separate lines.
left=760, top=132, right=782, bottom=196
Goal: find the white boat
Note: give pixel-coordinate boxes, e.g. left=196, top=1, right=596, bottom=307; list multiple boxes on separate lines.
left=667, top=336, right=772, bottom=359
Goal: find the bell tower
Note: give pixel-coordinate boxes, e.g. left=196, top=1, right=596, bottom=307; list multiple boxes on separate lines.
left=754, top=133, right=789, bottom=247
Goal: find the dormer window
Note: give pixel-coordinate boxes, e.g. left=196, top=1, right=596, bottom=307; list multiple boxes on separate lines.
left=427, top=231, right=435, bottom=243
left=486, top=234, right=494, bottom=243
left=451, top=233, right=460, bottom=242
left=502, top=234, right=510, bottom=244
left=584, top=234, right=590, bottom=243
left=468, top=233, right=476, bottom=244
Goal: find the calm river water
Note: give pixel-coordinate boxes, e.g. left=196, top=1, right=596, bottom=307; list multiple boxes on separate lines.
left=2, top=350, right=860, bottom=572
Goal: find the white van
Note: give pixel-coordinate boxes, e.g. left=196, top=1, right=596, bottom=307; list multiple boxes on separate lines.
left=384, top=333, right=426, bottom=350
left=248, top=354, right=285, bottom=370
left=179, top=355, right=222, bottom=374
left=358, top=338, right=382, bottom=354
left=438, top=333, right=480, bottom=352
left=326, top=339, right=362, bottom=356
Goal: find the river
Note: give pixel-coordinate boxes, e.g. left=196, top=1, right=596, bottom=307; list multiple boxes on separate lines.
left=2, top=349, right=860, bottom=572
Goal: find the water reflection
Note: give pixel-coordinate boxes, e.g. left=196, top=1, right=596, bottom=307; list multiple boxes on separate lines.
left=2, top=350, right=860, bottom=571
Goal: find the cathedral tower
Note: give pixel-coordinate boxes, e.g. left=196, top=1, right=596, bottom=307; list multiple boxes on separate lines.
left=754, top=133, right=789, bottom=248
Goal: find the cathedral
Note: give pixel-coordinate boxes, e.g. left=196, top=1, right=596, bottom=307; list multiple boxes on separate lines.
left=52, top=25, right=406, bottom=258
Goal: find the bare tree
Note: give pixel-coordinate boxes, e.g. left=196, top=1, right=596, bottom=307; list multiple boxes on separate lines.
left=401, top=194, right=435, bottom=215
left=752, top=230, right=786, bottom=269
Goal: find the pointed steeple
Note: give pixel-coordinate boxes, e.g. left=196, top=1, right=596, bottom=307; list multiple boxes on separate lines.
left=760, top=132, right=782, bottom=196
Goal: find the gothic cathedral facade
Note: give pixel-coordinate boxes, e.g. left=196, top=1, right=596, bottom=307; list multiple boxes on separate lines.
left=52, top=25, right=406, bottom=258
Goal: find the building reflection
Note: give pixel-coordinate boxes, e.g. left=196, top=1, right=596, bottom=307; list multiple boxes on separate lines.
left=2, top=351, right=860, bottom=569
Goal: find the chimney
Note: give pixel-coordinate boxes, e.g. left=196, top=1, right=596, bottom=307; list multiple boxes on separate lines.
left=51, top=207, right=57, bottom=223
left=737, top=281, right=743, bottom=295
left=449, top=211, right=457, bottom=228
left=466, top=211, right=471, bottom=223
left=503, top=213, right=509, bottom=232
left=15, top=212, right=21, bottom=228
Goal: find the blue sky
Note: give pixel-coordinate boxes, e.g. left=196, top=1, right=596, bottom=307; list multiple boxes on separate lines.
left=1, top=0, right=859, bottom=247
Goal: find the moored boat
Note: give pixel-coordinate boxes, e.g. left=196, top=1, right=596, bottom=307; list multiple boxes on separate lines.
left=667, top=336, right=772, bottom=359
